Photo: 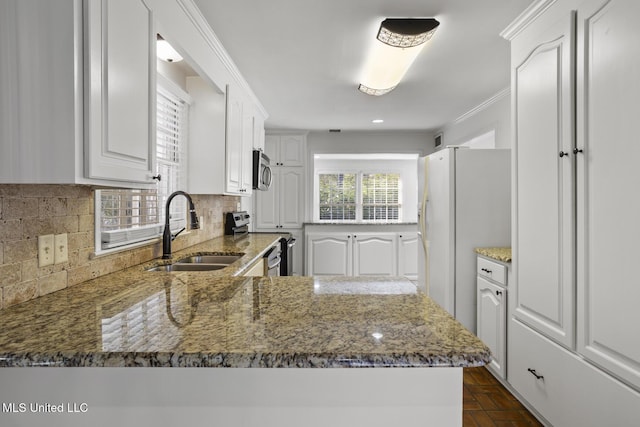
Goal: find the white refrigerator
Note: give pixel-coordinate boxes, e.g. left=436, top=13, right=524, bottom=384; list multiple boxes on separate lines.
left=417, top=146, right=511, bottom=333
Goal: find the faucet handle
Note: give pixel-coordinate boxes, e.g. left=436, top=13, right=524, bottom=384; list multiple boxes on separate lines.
left=172, top=227, right=186, bottom=241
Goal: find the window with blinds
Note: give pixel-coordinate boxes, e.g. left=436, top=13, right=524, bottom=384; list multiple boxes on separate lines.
left=317, top=172, right=401, bottom=222
left=362, top=173, right=400, bottom=221
left=156, top=85, right=189, bottom=230
left=319, top=173, right=357, bottom=221
left=96, top=76, right=190, bottom=252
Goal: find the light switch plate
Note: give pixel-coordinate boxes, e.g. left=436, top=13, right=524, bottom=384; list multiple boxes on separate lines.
left=38, top=234, right=55, bottom=267
left=54, top=233, right=68, bottom=264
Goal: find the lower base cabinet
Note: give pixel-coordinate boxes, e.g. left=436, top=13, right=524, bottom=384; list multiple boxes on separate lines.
left=509, top=319, right=640, bottom=427
left=306, top=231, right=417, bottom=278
left=477, top=277, right=506, bottom=379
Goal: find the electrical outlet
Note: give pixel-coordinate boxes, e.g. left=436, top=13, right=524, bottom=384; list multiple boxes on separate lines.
left=38, top=234, right=55, bottom=267
left=54, top=233, right=68, bottom=264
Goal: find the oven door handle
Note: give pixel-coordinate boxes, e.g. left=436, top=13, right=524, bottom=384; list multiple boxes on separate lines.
left=268, top=256, right=282, bottom=270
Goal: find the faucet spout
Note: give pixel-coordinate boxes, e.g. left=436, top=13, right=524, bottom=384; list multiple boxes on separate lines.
left=162, top=191, right=199, bottom=259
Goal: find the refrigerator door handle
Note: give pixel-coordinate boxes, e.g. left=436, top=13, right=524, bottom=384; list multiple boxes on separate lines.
left=419, top=158, right=429, bottom=252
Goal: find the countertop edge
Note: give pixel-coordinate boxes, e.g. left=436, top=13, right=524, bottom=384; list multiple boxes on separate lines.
left=0, top=350, right=491, bottom=368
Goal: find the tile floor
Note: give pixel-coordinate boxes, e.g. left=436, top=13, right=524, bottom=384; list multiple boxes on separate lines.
left=463, top=367, right=544, bottom=426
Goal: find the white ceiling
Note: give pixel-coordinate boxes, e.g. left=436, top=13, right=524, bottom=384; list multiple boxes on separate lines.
left=192, top=0, right=533, bottom=132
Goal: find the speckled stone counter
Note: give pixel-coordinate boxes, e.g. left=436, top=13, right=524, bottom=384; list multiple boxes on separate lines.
left=0, top=235, right=490, bottom=368
left=475, top=247, right=512, bottom=263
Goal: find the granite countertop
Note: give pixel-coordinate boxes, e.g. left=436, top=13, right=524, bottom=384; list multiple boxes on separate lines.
left=475, top=247, right=512, bottom=263
left=0, top=235, right=490, bottom=369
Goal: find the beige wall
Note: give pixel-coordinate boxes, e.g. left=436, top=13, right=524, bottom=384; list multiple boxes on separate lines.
left=0, top=184, right=238, bottom=310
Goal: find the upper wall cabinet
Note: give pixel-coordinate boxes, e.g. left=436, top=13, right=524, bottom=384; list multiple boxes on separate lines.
left=84, top=0, right=157, bottom=185
left=265, top=134, right=306, bottom=167
left=186, top=78, right=253, bottom=196
left=0, top=0, right=157, bottom=187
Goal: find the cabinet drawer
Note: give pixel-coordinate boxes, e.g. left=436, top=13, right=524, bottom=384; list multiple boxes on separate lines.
left=477, top=257, right=507, bottom=285
left=509, top=319, right=640, bottom=427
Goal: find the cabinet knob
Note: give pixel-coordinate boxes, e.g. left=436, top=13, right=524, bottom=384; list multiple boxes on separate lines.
left=152, top=174, right=161, bottom=182
left=573, top=148, right=584, bottom=154
left=496, top=290, right=503, bottom=296
left=527, top=368, right=544, bottom=380
left=559, top=151, right=569, bottom=158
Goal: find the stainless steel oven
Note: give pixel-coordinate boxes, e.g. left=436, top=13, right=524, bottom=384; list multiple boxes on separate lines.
left=263, top=245, right=281, bottom=276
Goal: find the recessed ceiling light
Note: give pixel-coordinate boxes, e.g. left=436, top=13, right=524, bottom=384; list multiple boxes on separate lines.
left=372, top=119, right=384, bottom=124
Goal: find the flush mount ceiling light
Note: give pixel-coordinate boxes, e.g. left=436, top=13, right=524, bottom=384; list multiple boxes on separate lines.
left=358, top=18, right=440, bottom=96
left=156, top=34, right=183, bottom=63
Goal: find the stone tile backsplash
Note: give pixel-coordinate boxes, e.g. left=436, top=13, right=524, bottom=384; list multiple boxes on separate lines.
left=0, top=184, right=239, bottom=310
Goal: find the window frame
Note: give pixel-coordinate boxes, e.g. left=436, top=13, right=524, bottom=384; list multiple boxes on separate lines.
left=314, top=167, right=403, bottom=223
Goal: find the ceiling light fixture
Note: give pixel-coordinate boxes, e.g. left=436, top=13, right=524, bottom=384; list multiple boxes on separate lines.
left=157, top=34, right=183, bottom=63
left=372, top=119, right=384, bottom=124
left=358, top=18, right=440, bottom=96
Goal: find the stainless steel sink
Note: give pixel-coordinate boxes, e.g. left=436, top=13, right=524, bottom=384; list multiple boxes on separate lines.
left=146, top=263, right=227, bottom=272
left=176, top=255, right=242, bottom=265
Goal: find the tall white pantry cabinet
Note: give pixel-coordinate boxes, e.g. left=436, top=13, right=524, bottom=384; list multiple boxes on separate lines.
left=504, top=0, right=640, bottom=425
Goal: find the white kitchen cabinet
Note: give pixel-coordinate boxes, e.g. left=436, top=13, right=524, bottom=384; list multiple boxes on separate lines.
left=306, top=233, right=352, bottom=276
left=0, top=0, right=156, bottom=187
left=476, top=256, right=508, bottom=380
left=255, top=168, right=304, bottom=229
left=509, top=319, right=640, bottom=427
left=307, top=231, right=403, bottom=277
left=264, top=134, right=306, bottom=166
left=84, top=0, right=157, bottom=185
left=575, top=0, right=640, bottom=392
left=251, top=106, right=266, bottom=151
left=510, top=6, right=575, bottom=349
left=503, top=0, right=640, bottom=420
left=397, top=232, right=419, bottom=281
left=186, top=78, right=253, bottom=196
left=225, top=84, right=252, bottom=196
left=352, top=233, right=397, bottom=276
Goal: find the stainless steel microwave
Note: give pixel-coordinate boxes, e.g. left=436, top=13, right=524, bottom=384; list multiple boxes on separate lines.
left=252, top=150, right=272, bottom=190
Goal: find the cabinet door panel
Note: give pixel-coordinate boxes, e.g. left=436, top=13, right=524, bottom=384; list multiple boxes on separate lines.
left=225, top=85, right=243, bottom=194
left=576, top=0, right=640, bottom=391
left=85, top=0, right=156, bottom=184
left=513, top=12, right=575, bottom=348
left=398, top=233, right=419, bottom=281
left=279, top=135, right=304, bottom=166
left=477, top=277, right=506, bottom=378
left=307, top=234, right=351, bottom=276
left=279, top=169, right=303, bottom=228
left=352, top=234, right=397, bottom=276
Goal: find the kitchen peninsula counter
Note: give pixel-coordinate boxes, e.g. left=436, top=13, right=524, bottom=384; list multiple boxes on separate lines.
left=0, top=268, right=489, bottom=368
left=0, top=234, right=489, bottom=426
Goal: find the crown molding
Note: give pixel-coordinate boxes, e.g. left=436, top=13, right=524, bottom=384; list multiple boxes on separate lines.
left=453, top=87, right=510, bottom=125
left=500, top=0, right=557, bottom=41
left=175, top=0, right=268, bottom=118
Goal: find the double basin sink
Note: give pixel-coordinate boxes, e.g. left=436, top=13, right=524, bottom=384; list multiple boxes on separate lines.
left=146, top=254, right=242, bottom=272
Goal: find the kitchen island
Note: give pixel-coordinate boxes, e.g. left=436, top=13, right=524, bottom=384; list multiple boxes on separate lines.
left=0, top=236, right=489, bottom=427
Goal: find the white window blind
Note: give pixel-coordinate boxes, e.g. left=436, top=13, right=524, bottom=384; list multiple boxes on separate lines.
left=317, top=172, right=401, bottom=222
left=156, top=86, right=189, bottom=230
left=318, top=173, right=357, bottom=221
left=362, top=173, right=400, bottom=221
left=97, top=76, right=190, bottom=252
